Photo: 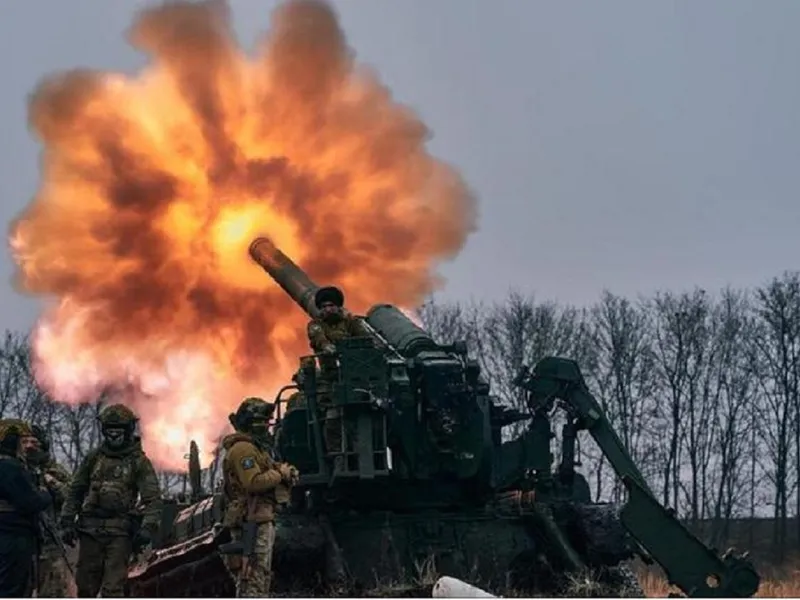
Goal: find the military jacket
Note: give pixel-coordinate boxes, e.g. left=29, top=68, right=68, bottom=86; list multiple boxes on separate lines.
left=61, top=440, right=161, bottom=536
left=221, top=433, right=288, bottom=528
left=306, top=311, right=371, bottom=354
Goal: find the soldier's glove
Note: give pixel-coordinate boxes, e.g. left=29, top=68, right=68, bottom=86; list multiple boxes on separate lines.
left=322, top=344, right=336, bottom=356
left=278, top=463, right=299, bottom=485
left=43, top=472, right=55, bottom=487
left=61, top=526, right=77, bottom=547
left=59, top=515, right=77, bottom=546
left=134, top=528, right=152, bottom=550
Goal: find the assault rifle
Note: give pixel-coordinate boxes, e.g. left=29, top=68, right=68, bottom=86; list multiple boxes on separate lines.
left=218, top=521, right=258, bottom=582
left=38, top=512, right=75, bottom=578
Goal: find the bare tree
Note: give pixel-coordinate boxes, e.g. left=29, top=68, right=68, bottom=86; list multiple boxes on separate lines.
left=749, top=272, right=800, bottom=561
left=2, top=270, right=797, bottom=561
left=478, top=291, right=588, bottom=411
left=703, top=288, right=758, bottom=545
left=649, top=288, right=713, bottom=517
left=417, top=296, right=480, bottom=346
left=589, top=291, right=658, bottom=502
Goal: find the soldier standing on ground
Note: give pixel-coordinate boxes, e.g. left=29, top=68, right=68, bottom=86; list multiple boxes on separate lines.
left=0, top=419, right=52, bottom=597
left=25, top=424, right=72, bottom=597
left=221, top=397, right=299, bottom=597
left=59, top=404, right=162, bottom=598
left=306, top=286, right=372, bottom=472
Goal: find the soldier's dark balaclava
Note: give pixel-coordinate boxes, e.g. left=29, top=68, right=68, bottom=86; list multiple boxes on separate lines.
left=98, top=403, right=138, bottom=450
left=231, top=398, right=273, bottom=448
left=250, top=417, right=269, bottom=446
left=103, top=426, right=128, bottom=449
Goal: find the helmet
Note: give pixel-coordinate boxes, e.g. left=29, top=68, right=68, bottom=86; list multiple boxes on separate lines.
left=292, top=357, right=316, bottom=385
left=98, top=403, right=138, bottom=427
left=98, top=403, right=138, bottom=449
left=229, top=397, right=275, bottom=443
left=314, top=286, right=344, bottom=309
left=230, top=397, right=274, bottom=429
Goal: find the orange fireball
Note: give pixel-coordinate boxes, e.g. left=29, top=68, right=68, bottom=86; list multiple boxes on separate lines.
left=8, top=0, right=476, bottom=471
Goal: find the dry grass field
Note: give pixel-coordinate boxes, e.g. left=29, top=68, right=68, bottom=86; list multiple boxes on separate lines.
left=59, top=518, right=800, bottom=598
left=638, top=569, right=800, bottom=597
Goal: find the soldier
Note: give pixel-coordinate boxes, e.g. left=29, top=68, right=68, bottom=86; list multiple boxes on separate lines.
left=306, top=286, right=371, bottom=471
left=0, top=419, right=53, bottom=597
left=306, top=286, right=372, bottom=359
left=220, top=397, right=299, bottom=597
left=59, top=404, right=162, bottom=598
left=285, top=365, right=309, bottom=412
left=26, top=424, right=72, bottom=597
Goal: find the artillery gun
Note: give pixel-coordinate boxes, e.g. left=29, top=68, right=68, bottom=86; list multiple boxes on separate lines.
left=128, top=237, right=761, bottom=597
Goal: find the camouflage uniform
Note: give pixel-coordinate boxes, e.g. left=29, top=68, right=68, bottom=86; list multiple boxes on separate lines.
left=27, top=425, right=72, bottom=597
left=285, top=365, right=310, bottom=412
left=59, top=404, right=162, bottom=598
left=285, top=390, right=306, bottom=411
left=306, top=286, right=371, bottom=471
left=221, top=397, right=298, bottom=597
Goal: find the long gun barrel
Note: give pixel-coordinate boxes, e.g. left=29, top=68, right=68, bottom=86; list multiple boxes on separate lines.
left=249, top=237, right=322, bottom=319
left=248, top=237, right=438, bottom=358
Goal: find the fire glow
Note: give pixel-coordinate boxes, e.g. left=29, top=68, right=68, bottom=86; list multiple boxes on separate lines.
left=8, top=0, right=476, bottom=471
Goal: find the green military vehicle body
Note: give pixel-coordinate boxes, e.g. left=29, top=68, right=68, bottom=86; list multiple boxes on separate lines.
left=127, top=237, right=761, bottom=597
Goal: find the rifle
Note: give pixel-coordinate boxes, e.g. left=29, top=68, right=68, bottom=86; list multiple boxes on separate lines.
left=217, top=496, right=259, bottom=588
left=38, top=513, right=76, bottom=579
left=218, top=521, right=258, bottom=578
left=29, top=463, right=75, bottom=584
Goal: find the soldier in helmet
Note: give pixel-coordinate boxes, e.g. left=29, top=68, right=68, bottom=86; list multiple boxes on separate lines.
left=0, top=419, right=53, bottom=597
left=285, top=362, right=310, bottom=412
left=306, top=286, right=372, bottom=472
left=25, top=424, right=72, bottom=597
left=221, top=397, right=299, bottom=597
left=59, top=403, right=162, bottom=598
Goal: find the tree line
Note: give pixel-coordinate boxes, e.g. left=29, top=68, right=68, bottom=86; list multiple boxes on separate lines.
left=1, top=271, right=799, bottom=561
left=416, top=271, right=800, bottom=562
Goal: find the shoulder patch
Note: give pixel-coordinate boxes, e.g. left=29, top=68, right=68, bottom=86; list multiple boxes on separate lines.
left=308, top=322, right=323, bottom=335
left=240, top=456, right=256, bottom=470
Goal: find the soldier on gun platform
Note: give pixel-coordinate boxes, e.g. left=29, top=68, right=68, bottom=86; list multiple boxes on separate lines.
left=306, top=286, right=371, bottom=473
left=306, top=286, right=372, bottom=360
left=220, top=397, right=299, bottom=597
left=285, top=365, right=309, bottom=411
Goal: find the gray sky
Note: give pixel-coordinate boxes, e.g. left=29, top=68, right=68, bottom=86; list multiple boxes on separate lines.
left=1, top=0, right=799, bottom=334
